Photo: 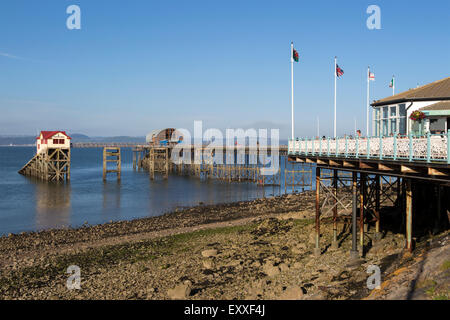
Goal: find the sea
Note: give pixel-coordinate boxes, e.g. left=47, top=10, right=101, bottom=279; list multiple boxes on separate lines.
left=0, top=147, right=312, bottom=236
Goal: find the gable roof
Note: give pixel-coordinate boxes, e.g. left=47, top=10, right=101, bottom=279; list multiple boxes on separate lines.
left=371, top=76, right=450, bottom=107
left=37, top=131, right=71, bottom=140
left=419, top=101, right=450, bottom=111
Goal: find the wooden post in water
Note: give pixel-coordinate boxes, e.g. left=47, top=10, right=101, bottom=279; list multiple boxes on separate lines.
left=103, top=147, right=121, bottom=182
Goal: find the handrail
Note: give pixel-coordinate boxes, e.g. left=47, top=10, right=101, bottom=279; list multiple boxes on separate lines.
left=288, top=132, right=450, bottom=163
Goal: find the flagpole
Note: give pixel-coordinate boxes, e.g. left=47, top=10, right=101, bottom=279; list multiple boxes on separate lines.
left=334, top=56, right=337, bottom=138
left=393, top=75, right=395, bottom=96
left=291, top=42, right=294, bottom=140
left=367, top=66, right=370, bottom=137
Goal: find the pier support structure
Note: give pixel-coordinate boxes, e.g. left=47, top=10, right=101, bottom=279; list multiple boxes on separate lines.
left=19, top=148, right=70, bottom=182
left=103, top=147, right=121, bottom=182
left=310, top=166, right=405, bottom=260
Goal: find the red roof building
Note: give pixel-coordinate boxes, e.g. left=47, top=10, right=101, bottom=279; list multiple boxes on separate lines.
left=36, top=131, right=71, bottom=154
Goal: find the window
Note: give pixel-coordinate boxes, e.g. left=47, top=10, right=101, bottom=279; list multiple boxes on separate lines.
left=53, top=139, right=59, bottom=144
left=59, top=139, right=65, bottom=144
left=382, top=119, right=388, bottom=136
left=373, top=108, right=381, bottom=136
left=398, top=104, right=406, bottom=135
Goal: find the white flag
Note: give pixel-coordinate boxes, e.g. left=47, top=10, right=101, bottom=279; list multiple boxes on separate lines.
left=369, top=72, right=375, bottom=81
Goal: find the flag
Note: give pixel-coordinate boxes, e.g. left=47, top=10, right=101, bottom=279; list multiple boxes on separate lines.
left=293, top=48, right=299, bottom=62
left=369, top=72, right=375, bottom=81
left=336, top=64, right=344, bottom=77
left=389, top=77, right=394, bottom=88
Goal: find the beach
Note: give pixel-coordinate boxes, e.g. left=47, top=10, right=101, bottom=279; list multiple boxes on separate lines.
left=1, top=192, right=448, bottom=300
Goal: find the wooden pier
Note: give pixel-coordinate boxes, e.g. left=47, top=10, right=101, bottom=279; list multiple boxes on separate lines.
left=131, top=145, right=312, bottom=189
left=103, top=147, right=121, bottom=181
left=18, top=148, right=71, bottom=182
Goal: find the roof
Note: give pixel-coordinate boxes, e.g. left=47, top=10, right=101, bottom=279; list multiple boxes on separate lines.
left=419, top=101, right=450, bottom=111
left=371, top=76, right=450, bottom=107
left=37, top=131, right=72, bottom=140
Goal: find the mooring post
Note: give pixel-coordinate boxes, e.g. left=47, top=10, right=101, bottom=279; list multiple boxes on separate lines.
left=102, top=148, right=106, bottom=182
left=405, top=179, right=413, bottom=252
left=133, top=150, right=136, bottom=170
left=331, top=169, right=339, bottom=249
left=314, top=166, right=321, bottom=256
left=117, top=148, right=121, bottom=181
left=349, top=171, right=359, bottom=262
left=164, top=147, right=169, bottom=179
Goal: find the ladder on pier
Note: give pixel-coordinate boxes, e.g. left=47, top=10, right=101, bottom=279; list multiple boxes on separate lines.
left=103, top=147, right=121, bottom=181
left=18, top=148, right=70, bottom=182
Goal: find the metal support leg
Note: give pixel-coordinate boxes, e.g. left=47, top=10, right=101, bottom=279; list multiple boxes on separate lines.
left=374, top=174, right=382, bottom=241
left=359, top=173, right=366, bottom=256
left=331, top=169, right=339, bottom=249
left=349, top=171, right=359, bottom=262
left=405, top=179, right=413, bottom=252
left=314, top=167, right=321, bottom=256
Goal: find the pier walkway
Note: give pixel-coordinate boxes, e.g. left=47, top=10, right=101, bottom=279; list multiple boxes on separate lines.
left=288, top=134, right=450, bottom=261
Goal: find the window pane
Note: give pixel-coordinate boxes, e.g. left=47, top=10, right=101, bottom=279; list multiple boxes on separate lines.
left=390, top=119, right=397, bottom=134
left=382, top=120, right=388, bottom=136
left=53, top=139, right=58, bottom=144
left=399, top=104, right=406, bottom=117
left=399, top=117, right=406, bottom=135
left=383, top=107, right=388, bottom=118
left=390, top=106, right=397, bottom=117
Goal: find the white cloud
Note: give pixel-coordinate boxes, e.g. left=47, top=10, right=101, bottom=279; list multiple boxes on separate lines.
left=0, top=51, right=22, bottom=60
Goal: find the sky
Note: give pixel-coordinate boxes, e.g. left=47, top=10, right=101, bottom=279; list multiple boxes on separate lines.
left=0, top=0, right=449, bottom=138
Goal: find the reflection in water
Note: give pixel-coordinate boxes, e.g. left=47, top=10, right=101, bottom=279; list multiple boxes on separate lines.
left=34, top=180, right=71, bottom=230
left=0, top=147, right=315, bottom=235
left=102, top=181, right=121, bottom=220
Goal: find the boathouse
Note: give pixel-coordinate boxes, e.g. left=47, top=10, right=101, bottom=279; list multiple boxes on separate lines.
left=371, top=76, right=450, bottom=136
left=36, top=131, right=71, bottom=154
left=146, top=128, right=183, bottom=146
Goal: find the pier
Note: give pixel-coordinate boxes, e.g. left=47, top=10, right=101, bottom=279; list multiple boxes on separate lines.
left=288, top=134, right=450, bottom=258
left=132, top=145, right=310, bottom=188
left=18, top=148, right=71, bottom=182
left=18, top=131, right=72, bottom=182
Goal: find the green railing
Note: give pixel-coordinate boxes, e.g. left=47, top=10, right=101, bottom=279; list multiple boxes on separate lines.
left=288, top=131, right=450, bottom=164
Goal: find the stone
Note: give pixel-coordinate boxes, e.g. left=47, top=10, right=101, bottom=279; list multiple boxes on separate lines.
left=167, top=283, right=191, bottom=300
left=263, top=263, right=280, bottom=277
left=280, top=286, right=304, bottom=300
left=202, top=259, right=214, bottom=269
left=201, top=249, right=218, bottom=258
left=279, top=263, right=290, bottom=272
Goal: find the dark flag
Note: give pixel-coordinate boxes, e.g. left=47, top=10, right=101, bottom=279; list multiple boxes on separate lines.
left=336, top=65, right=344, bottom=77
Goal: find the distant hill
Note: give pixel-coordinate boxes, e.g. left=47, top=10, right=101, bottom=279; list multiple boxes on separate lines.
left=0, top=133, right=146, bottom=146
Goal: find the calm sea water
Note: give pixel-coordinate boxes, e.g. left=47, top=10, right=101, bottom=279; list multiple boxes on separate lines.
left=0, top=147, right=304, bottom=236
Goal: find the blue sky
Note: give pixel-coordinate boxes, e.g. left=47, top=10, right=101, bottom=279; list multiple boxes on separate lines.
left=0, top=0, right=449, bottom=138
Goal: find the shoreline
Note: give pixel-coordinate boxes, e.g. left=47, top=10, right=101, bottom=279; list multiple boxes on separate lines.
left=0, top=192, right=316, bottom=267
left=0, top=191, right=448, bottom=300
